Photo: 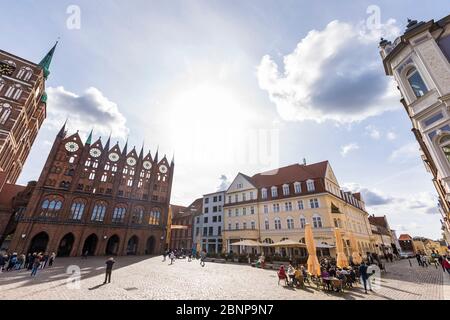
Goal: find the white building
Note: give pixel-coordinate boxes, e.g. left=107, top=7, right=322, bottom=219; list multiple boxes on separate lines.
left=380, top=15, right=450, bottom=242
left=193, top=191, right=225, bottom=253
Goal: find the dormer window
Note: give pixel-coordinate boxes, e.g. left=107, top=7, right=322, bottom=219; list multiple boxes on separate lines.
left=294, top=182, right=301, bottom=194
left=282, top=184, right=290, bottom=196
left=261, top=188, right=267, bottom=199
left=306, top=179, right=315, bottom=192
left=271, top=186, right=278, bottom=197
left=406, top=67, right=428, bottom=98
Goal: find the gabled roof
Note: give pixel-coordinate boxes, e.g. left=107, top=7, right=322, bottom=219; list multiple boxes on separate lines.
left=399, top=234, right=413, bottom=241
left=249, top=161, right=329, bottom=188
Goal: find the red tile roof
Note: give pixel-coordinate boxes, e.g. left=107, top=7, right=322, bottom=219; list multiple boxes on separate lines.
left=249, top=161, right=329, bottom=187
left=399, top=234, right=413, bottom=241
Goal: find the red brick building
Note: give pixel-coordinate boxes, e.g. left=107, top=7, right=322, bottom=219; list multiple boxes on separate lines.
left=7, top=123, right=174, bottom=256
left=170, top=198, right=202, bottom=250
left=0, top=43, right=57, bottom=243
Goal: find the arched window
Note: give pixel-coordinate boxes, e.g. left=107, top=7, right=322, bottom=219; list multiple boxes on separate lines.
left=406, top=67, right=428, bottom=98
left=261, top=188, right=267, bottom=199
left=0, top=103, right=12, bottom=124
left=112, top=205, right=127, bottom=223
left=271, top=186, right=278, bottom=197
left=274, top=217, right=281, bottom=230
left=0, top=78, right=5, bottom=92
left=299, top=216, right=306, bottom=229
left=312, top=214, right=323, bottom=228
left=132, top=207, right=144, bottom=224
left=282, top=184, right=290, bottom=196
left=5, top=84, right=22, bottom=100
left=149, top=208, right=161, bottom=225
left=40, top=197, right=63, bottom=218
left=287, top=217, right=294, bottom=229
left=68, top=156, right=76, bottom=164
left=91, top=201, right=107, bottom=222
left=16, top=67, right=33, bottom=81
left=70, top=199, right=86, bottom=220
left=439, top=135, right=450, bottom=164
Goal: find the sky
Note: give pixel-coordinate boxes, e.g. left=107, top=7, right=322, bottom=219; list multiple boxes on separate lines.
left=1, top=0, right=449, bottom=240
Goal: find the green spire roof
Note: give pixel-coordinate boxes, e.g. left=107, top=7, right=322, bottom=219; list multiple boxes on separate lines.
left=85, top=129, right=93, bottom=145
left=39, top=41, right=58, bottom=79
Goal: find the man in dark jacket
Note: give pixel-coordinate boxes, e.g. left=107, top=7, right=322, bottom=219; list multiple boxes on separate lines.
left=359, top=261, right=370, bottom=294
left=104, top=257, right=115, bottom=284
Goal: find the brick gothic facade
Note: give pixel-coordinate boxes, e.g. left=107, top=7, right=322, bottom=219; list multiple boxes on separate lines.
left=0, top=44, right=56, bottom=244
left=0, top=44, right=55, bottom=186
left=8, top=123, right=174, bottom=256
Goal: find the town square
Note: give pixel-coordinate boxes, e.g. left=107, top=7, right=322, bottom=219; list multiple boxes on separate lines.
left=0, top=1, right=450, bottom=303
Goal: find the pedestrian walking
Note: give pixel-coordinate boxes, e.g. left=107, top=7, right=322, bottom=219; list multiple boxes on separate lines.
left=0, top=253, right=5, bottom=273
left=162, top=249, right=168, bottom=262
left=169, top=251, right=175, bottom=265
left=48, top=252, right=56, bottom=267
left=103, top=257, right=115, bottom=284
left=443, top=256, right=450, bottom=275
left=416, top=253, right=423, bottom=267
left=31, top=254, right=42, bottom=277
left=41, top=252, right=49, bottom=269
left=358, top=261, right=372, bottom=294
left=200, top=250, right=206, bottom=267
left=421, top=254, right=429, bottom=268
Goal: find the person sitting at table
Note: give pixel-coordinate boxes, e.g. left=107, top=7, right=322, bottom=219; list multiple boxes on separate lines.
left=287, top=261, right=295, bottom=286
left=328, top=266, right=337, bottom=277
left=294, top=266, right=304, bottom=287
left=277, top=265, right=288, bottom=285
left=321, top=268, right=332, bottom=290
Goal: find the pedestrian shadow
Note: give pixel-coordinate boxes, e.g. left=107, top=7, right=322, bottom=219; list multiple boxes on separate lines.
left=380, top=284, right=421, bottom=295
left=88, top=283, right=107, bottom=290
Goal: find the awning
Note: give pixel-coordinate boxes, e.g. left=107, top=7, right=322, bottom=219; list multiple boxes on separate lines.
left=230, top=240, right=267, bottom=247
left=270, top=239, right=307, bottom=248
left=315, top=242, right=335, bottom=249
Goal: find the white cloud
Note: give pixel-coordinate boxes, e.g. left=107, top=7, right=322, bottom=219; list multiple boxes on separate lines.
left=217, top=174, right=231, bottom=192
left=257, top=19, right=401, bottom=124
left=389, top=142, right=420, bottom=162
left=47, top=86, right=129, bottom=139
left=365, top=125, right=381, bottom=140
left=340, top=143, right=359, bottom=157
left=387, top=131, right=397, bottom=140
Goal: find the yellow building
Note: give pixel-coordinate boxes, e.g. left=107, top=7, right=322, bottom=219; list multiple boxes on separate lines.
left=222, top=161, right=375, bottom=259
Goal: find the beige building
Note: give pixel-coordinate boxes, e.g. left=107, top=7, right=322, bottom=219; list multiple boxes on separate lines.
left=222, top=161, right=375, bottom=259
left=379, top=15, right=450, bottom=243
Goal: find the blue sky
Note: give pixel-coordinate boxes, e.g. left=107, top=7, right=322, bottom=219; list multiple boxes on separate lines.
left=2, top=0, right=449, bottom=239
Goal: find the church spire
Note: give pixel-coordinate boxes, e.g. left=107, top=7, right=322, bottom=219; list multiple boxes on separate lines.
left=57, top=119, right=67, bottom=138
left=85, top=129, right=93, bottom=145
left=139, top=141, right=144, bottom=159
left=39, top=41, right=58, bottom=79
left=122, top=136, right=129, bottom=155
left=105, top=132, right=112, bottom=151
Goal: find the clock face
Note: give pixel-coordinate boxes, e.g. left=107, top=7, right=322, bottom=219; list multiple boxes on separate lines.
left=108, top=152, right=120, bottom=162
left=159, top=164, right=168, bottom=174
left=143, top=161, right=152, bottom=170
left=65, top=141, right=79, bottom=152
left=127, top=157, right=137, bottom=166
left=89, top=148, right=101, bottom=158
left=0, top=62, right=16, bottom=76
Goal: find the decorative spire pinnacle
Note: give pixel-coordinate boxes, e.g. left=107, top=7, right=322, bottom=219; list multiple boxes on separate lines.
left=57, top=119, right=67, bottom=138
left=122, top=136, right=129, bottom=155
left=171, top=152, right=175, bottom=165
left=105, top=132, right=111, bottom=150
left=39, top=40, right=58, bottom=80
left=154, top=145, right=159, bottom=162
left=139, top=141, right=144, bottom=158
left=85, top=129, right=93, bottom=145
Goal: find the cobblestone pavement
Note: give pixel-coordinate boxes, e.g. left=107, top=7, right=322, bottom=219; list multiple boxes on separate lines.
left=0, top=256, right=448, bottom=300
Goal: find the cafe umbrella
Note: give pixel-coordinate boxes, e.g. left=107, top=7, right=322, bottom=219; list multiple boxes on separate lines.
left=349, top=232, right=362, bottom=265
left=334, top=228, right=349, bottom=268
left=305, top=223, right=321, bottom=276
